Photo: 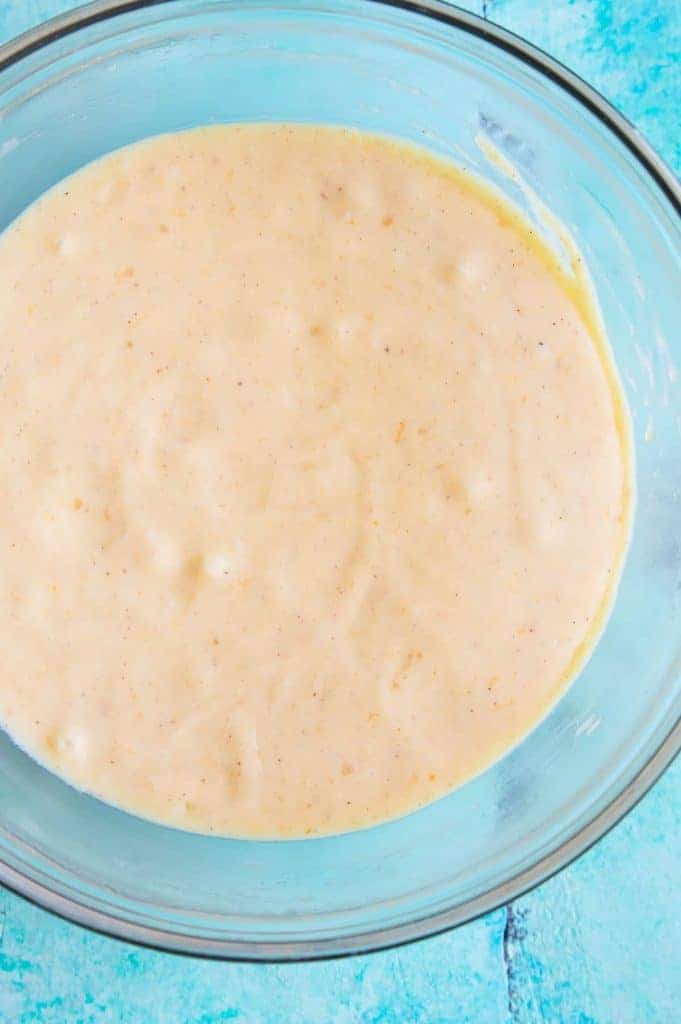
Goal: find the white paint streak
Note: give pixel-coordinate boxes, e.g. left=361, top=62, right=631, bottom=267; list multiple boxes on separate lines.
left=575, top=714, right=601, bottom=737
left=0, top=136, right=19, bottom=158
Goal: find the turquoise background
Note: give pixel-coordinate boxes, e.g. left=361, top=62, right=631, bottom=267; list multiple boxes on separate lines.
left=0, top=1, right=679, bottom=1021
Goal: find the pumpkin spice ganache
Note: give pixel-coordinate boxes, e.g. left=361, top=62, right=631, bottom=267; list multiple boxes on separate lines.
left=0, top=125, right=631, bottom=837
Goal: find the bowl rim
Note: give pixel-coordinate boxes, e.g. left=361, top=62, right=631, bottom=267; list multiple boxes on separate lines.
left=0, top=0, right=679, bottom=963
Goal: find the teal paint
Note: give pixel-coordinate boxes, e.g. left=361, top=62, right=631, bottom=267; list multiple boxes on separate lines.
left=0, top=1, right=679, bottom=1020
left=487, top=0, right=680, bottom=169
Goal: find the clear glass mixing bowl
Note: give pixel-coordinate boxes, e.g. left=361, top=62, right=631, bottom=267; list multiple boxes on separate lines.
left=0, top=0, right=678, bottom=961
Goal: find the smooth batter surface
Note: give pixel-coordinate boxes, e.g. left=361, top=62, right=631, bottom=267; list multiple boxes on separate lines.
left=0, top=125, right=630, bottom=837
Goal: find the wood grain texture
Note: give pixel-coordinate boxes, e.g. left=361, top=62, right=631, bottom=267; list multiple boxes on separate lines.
left=0, top=1, right=679, bottom=1021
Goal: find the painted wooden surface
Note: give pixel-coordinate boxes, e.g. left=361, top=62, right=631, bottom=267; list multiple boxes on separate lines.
left=0, top=1, right=679, bottom=1021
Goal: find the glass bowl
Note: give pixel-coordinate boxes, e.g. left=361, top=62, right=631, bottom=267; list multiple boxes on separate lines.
left=0, top=0, right=678, bottom=961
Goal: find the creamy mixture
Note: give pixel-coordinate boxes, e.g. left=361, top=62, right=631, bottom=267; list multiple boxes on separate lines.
left=0, top=125, right=630, bottom=837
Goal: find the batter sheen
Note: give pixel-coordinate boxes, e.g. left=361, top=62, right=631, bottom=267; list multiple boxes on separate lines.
left=0, top=125, right=630, bottom=837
